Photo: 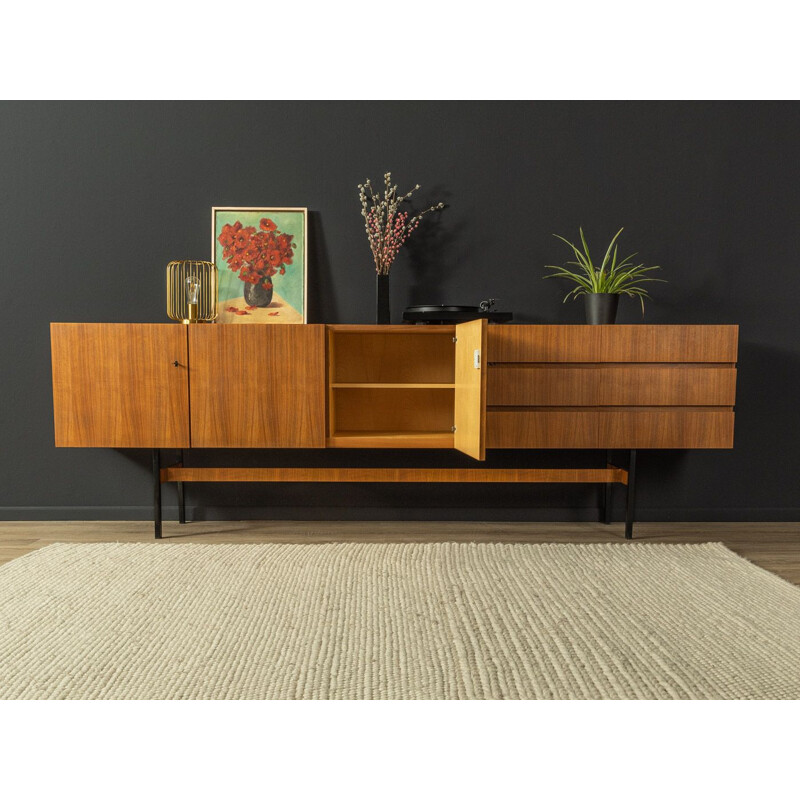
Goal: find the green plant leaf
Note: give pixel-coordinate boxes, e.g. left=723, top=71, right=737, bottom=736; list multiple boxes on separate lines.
left=543, top=267, right=593, bottom=290
left=552, top=234, right=591, bottom=270
left=578, top=228, right=593, bottom=269
left=599, top=228, right=624, bottom=271
left=563, top=285, right=588, bottom=302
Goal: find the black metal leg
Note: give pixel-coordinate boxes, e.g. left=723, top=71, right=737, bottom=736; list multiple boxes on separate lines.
left=177, top=482, right=185, bottom=524
left=153, top=448, right=162, bottom=540
left=602, top=449, right=612, bottom=524
left=625, top=448, right=637, bottom=539
left=177, top=449, right=185, bottom=524
left=603, top=483, right=612, bottom=524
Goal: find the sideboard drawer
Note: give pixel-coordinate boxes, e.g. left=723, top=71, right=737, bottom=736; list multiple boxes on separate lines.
left=488, top=326, right=601, bottom=362
left=598, top=326, right=738, bottom=362
left=487, top=365, right=737, bottom=406
left=488, top=325, right=739, bottom=363
left=486, top=409, right=602, bottom=448
left=486, top=409, right=735, bottom=449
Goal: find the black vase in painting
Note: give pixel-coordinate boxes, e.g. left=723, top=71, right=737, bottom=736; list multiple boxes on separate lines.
left=244, top=281, right=274, bottom=308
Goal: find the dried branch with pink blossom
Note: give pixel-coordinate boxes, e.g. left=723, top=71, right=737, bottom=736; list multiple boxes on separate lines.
left=358, top=172, right=445, bottom=275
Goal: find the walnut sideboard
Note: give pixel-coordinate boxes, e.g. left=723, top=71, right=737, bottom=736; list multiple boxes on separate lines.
left=50, top=322, right=739, bottom=539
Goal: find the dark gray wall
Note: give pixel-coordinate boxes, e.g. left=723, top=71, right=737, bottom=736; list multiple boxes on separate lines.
left=2, top=101, right=798, bottom=521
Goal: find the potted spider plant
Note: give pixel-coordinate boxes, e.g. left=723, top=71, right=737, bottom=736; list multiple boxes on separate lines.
left=544, top=228, right=664, bottom=324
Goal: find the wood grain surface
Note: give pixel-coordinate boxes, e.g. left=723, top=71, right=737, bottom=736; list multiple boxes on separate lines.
left=454, top=319, right=487, bottom=460
left=485, top=325, right=738, bottom=449
left=51, top=323, right=189, bottom=447
left=331, top=387, right=455, bottom=433
left=160, top=466, right=628, bottom=484
left=326, top=432, right=455, bottom=448
left=488, top=325, right=739, bottom=363
left=488, top=365, right=737, bottom=406
left=597, top=325, right=739, bottom=363
left=189, top=325, right=326, bottom=447
left=50, top=323, right=740, bottom=453
left=329, top=328, right=455, bottom=384
left=487, top=408, right=735, bottom=448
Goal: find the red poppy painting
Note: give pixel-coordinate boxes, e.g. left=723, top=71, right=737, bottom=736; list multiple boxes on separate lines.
left=212, top=207, right=307, bottom=323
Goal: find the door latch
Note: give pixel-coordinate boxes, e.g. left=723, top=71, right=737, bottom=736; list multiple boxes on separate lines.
left=473, top=349, right=481, bottom=369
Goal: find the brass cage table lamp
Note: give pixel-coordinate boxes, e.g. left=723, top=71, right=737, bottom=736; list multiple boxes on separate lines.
left=166, top=260, right=218, bottom=323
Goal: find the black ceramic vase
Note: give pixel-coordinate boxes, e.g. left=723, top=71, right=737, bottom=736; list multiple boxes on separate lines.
left=584, top=293, right=619, bottom=325
left=244, top=281, right=274, bottom=308
left=376, top=273, right=390, bottom=324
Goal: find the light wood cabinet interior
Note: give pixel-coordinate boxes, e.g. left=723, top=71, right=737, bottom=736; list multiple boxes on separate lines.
left=327, top=325, right=483, bottom=455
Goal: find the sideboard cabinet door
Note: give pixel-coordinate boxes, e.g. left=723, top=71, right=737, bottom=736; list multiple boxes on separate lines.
left=454, top=319, right=488, bottom=460
left=51, top=323, right=190, bottom=448
left=189, top=325, right=326, bottom=448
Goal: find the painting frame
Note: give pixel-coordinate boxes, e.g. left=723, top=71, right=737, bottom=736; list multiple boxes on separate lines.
left=212, top=206, right=308, bottom=324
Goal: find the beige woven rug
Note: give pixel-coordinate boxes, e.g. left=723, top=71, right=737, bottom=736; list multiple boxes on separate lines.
left=1, top=541, right=799, bottom=700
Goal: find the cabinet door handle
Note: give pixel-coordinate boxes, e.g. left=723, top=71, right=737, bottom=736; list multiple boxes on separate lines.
left=173, top=361, right=180, bottom=367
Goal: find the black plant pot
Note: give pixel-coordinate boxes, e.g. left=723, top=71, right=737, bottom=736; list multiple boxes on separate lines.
left=244, top=281, right=274, bottom=308
left=376, top=273, right=390, bottom=324
left=584, top=293, right=619, bottom=325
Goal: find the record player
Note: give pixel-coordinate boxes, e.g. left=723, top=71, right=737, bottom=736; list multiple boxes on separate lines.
left=402, top=299, right=512, bottom=324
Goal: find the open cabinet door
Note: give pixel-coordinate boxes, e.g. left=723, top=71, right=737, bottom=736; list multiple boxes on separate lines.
left=454, top=319, right=487, bottom=460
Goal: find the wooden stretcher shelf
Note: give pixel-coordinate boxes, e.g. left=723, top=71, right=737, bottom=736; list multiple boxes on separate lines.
left=161, top=466, right=629, bottom=485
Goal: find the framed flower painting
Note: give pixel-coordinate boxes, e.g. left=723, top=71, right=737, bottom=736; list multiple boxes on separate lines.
left=212, top=207, right=307, bottom=323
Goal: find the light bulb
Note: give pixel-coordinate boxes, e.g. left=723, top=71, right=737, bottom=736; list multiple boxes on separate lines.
left=185, top=275, right=200, bottom=305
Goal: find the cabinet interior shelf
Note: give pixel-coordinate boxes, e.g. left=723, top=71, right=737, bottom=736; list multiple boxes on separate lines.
left=327, top=431, right=455, bottom=448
